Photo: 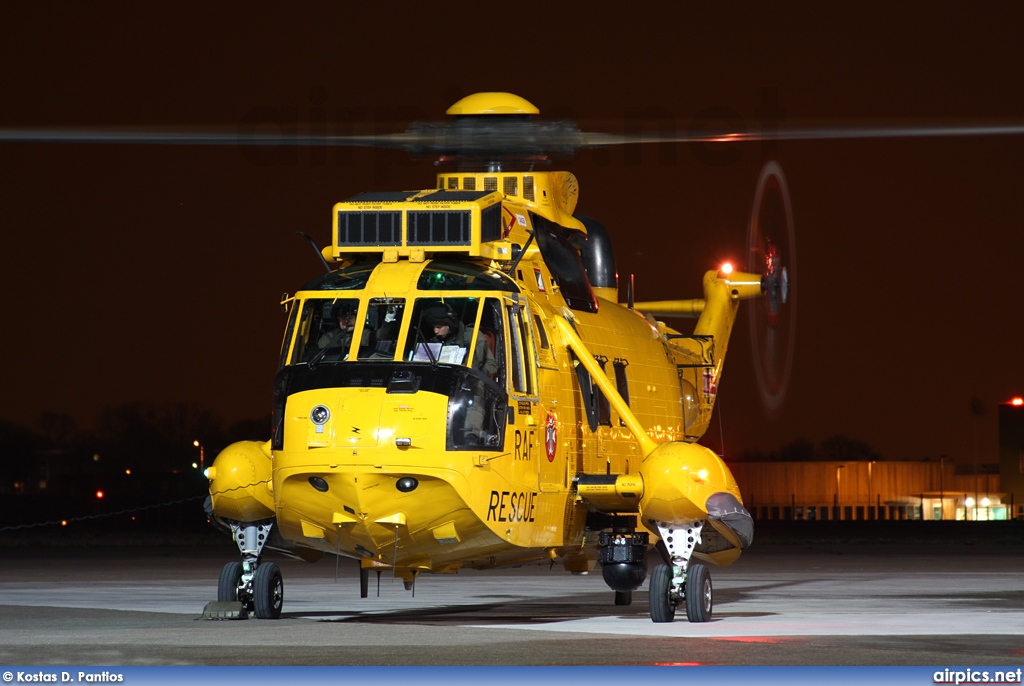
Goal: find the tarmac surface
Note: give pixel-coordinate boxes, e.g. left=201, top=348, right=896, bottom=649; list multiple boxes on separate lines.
left=1, top=543, right=1022, bottom=666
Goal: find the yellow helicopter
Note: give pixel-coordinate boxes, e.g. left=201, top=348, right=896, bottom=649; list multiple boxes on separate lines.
left=201, top=92, right=789, bottom=624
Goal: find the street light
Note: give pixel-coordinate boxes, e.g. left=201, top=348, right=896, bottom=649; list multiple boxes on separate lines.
left=835, top=464, right=845, bottom=520
left=193, top=440, right=205, bottom=472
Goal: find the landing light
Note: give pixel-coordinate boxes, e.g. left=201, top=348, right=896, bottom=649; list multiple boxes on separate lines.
left=310, top=405, right=331, bottom=424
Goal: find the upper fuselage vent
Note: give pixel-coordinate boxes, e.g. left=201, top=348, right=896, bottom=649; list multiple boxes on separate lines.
left=330, top=189, right=506, bottom=261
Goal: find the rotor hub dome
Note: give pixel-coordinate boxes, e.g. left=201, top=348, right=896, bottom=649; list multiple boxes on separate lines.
left=446, top=92, right=540, bottom=116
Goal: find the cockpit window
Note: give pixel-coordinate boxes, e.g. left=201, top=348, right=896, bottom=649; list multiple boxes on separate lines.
left=417, top=260, right=520, bottom=292
left=402, top=297, right=504, bottom=381
left=289, top=298, right=361, bottom=365
left=278, top=302, right=300, bottom=369
left=286, top=296, right=408, bottom=366
left=356, top=298, right=405, bottom=360
left=299, top=261, right=378, bottom=291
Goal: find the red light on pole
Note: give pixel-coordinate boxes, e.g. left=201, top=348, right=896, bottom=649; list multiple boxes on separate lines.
left=95, top=490, right=105, bottom=499
left=1011, top=397, right=1023, bottom=407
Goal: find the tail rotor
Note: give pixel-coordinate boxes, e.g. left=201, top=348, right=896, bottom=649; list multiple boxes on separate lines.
left=747, top=161, right=796, bottom=415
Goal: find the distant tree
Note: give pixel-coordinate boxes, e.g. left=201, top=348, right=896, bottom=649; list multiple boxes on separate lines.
left=226, top=415, right=273, bottom=444
left=36, top=412, right=77, bottom=448
left=778, top=437, right=817, bottom=461
left=94, top=401, right=225, bottom=474
left=820, top=434, right=880, bottom=461
left=732, top=447, right=773, bottom=462
left=0, top=420, right=46, bottom=488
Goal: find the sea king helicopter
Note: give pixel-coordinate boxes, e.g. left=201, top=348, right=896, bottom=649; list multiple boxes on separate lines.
left=6, top=92, right=1022, bottom=624
left=2, top=91, right=806, bottom=623
left=201, top=92, right=788, bottom=623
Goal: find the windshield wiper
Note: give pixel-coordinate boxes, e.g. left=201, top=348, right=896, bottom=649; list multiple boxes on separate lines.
left=414, top=325, right=438, bottom=367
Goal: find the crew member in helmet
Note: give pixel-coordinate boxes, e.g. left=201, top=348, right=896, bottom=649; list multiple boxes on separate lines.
left=317, top=303, right=364, bottom=354
left=425, top=304, right=499, bottom=377
left=424, top=303, right=500, bottom=445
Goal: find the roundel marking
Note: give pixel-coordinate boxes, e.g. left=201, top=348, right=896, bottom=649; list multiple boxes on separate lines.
left=545, top=411, right=558, bottom=462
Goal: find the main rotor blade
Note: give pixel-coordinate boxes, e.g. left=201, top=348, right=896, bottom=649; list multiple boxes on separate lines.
left=3, top=121, right=1024, bottom=154
left=577, top=123, right=1024, bottom=146
left=0, top=129, right=429, bottom=148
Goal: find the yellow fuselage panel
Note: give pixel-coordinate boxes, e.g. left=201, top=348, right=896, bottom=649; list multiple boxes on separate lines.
left=274, top=383, right=568, bottom=570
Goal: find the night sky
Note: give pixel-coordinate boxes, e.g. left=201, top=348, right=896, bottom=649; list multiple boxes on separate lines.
left=2, top=3, right=1023, bottom=467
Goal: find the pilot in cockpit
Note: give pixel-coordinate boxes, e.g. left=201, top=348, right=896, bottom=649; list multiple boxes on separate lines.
left=425, top=304, right=499, bottom=377
left=317, top=303, right=360, bottom=352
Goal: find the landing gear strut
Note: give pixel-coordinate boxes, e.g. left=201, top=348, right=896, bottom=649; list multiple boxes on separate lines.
left=649, top=520, right=712, bottom=623
left=217, top=520, right=283, bottom=619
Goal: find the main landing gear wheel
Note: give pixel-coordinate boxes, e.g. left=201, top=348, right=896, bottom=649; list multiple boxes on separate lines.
left=685, top=562, right=713, bottom=623
left=253, top=562, right=283, bottom=619
left=217, top=561, right=243, bottom=602
left=648, top=563, right=675, bottom=623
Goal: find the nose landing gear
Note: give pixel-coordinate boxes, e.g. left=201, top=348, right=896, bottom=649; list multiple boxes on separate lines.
left=215, top=520, right=283, bottom=619
left=648, top=520, right=712, bottom=623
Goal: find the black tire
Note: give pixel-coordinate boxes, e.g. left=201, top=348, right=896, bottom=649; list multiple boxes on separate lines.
left=685, top=562, right=712, bottom=623
left=648, top=563, right=675, bottom=622
left=253, top=562, right=283, bottom=619
left=614, top=590, right=632, bottom=606
left=217, top=561, right=243, bottom=602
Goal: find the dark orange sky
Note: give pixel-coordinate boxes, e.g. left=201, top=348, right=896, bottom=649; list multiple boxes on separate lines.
left=2, top=3, right=1023, bottom=466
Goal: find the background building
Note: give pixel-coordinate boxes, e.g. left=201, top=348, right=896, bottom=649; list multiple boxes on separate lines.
left=999, top=397, right=1024, bottom=520
left=729, top=460, right=1005, bottom=521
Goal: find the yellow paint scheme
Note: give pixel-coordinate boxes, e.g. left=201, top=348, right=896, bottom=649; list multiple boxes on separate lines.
left=208, top=440, right=275, bottom=522
left=208, top=163, right=762, bottom=578
left=446, top=92, right=540, bottom=116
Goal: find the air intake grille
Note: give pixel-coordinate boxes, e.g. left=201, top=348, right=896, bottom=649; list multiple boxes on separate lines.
left=523, top=176, right=534, bottom=201
left=407, top=210, right=472, bottom=245
left=463, top=177, right=476, bottom=191
left=480, top=203, right=503, bottom=242
left=503, top=176, right=518, bottom=196
left=337, top=211, right=402, bottom=246
left=484, top=177, right=497, bottom=191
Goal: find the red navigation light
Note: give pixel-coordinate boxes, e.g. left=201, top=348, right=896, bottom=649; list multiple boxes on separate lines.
left=95, top=490, right=105, bottom=499
left=1011, top=397, right=1023, bottom=406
